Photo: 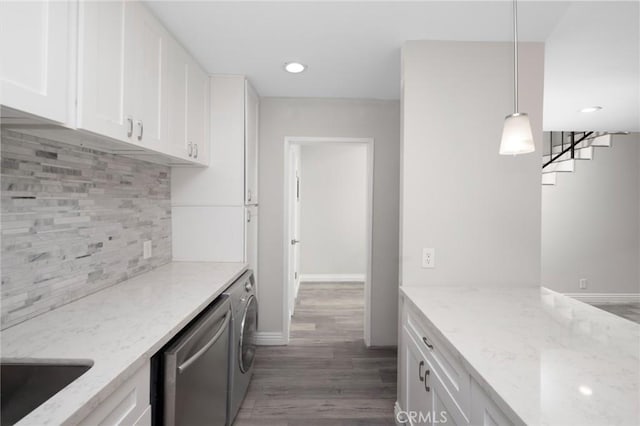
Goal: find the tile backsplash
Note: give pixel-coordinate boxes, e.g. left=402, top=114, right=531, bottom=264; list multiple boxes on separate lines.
left=1, top=129, right=172, bottom=329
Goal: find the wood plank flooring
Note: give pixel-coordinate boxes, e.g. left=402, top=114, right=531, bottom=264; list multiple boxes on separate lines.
left=234, top=282, right=397, bottom=426
left=591, top=302, right=640, bottom=324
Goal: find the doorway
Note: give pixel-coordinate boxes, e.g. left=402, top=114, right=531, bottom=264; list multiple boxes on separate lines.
left=283, top=137, right=374, bottom=345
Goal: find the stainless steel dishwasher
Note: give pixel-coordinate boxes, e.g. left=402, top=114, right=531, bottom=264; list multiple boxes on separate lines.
left=162, top=296, right=231, bottom=426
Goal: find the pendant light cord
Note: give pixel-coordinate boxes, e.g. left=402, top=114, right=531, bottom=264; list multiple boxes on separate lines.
left=513, top=0, right=519, bottom=113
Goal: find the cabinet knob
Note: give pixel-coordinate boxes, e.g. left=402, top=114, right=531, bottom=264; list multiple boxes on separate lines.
left=137, top=120, right=143, bottom=141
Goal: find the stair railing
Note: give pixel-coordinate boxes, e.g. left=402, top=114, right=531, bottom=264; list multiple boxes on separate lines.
left=543, top=131, right=594, bottom=169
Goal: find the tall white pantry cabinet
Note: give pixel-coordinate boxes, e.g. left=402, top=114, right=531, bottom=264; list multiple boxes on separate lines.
left=172, top=75, right=260, bottom=276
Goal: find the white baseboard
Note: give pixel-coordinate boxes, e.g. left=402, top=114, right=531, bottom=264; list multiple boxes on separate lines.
left=299, top=273, right=366, bottom=283
left=255, top=331, right=288, bottom=346
left=564, top=293, right=640, bottom=304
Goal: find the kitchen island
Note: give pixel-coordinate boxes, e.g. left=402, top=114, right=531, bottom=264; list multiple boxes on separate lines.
left=398, top=285, right=640, bottom=425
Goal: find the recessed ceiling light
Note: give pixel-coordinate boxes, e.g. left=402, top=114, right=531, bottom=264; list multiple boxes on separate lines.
left=284, top=62, right=306, bottom=74
left=579, top=106, right=603, bottom=113
left=578, top=386, right=593, bottom=396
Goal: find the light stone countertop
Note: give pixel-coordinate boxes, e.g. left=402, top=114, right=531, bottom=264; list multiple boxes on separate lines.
left=401, top=285, right=640, bottom=426
left=1, top=261, right=248, bottom=426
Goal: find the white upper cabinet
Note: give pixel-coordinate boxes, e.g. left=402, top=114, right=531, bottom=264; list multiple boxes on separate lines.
left=78, top=0, right=167, bottom=149
left=186, top=56, right=209, bottom=166
left=0, top=0, right=75, bottom=124
left=76, top=0, right=129, bottom=141
left=126, top=1, right=167, bottom=150
left=3, top=0, right=208, bottom=166
left=166, top=38, right=209, bottom=165
left=245, top=81, right=259, bottom=203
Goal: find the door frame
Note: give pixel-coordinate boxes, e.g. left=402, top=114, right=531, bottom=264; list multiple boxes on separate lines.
left=282, top=136, right=375, bottom=346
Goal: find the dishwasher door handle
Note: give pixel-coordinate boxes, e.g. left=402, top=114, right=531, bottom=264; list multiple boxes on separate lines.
left=178, top=311, right=231, bottom=374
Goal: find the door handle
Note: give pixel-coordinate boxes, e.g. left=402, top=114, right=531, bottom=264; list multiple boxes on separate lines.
left=424, top=368, right=431, bottom=392
left=418, top=360, right=424, bottom=382
left=177, top=311, right=231, bottom=373
left=291, top=239, right=300, bottom=245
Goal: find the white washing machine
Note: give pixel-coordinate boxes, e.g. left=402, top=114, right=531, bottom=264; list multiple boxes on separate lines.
left=225, top=270, right=257, bottom=425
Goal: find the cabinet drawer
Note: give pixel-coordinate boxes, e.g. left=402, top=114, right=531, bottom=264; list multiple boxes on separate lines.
left=79, top=362, right=150, bottom=426
left=405, top=304, right=471, bottom=417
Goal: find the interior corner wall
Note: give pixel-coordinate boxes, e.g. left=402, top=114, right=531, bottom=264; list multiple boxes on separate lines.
left=299, top=144, right=368, bottom=278
left=258, top=98, right=400, bottom=346
left=541, top=133, right=640, bottom=294
left=400, top=41, right=544, bottom=288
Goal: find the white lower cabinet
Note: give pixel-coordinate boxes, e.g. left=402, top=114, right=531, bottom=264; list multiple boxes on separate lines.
left=399, top=296, right=513, bottom=426
left=79, top=362, right=150, bottom=426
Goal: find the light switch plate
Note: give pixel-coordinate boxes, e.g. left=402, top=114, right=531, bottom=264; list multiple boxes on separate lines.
left=422, top=248, right=435, bottom=268
left=143, top=240, right=152, bottom=259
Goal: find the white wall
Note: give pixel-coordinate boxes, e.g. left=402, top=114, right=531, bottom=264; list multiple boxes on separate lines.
left=401, top=41, right=544, bottom=287
left=258, top=98, right=400, bottom=346
left=542, top=134, right=640, bottom=294
left=299, top=144, right=367, bottom=278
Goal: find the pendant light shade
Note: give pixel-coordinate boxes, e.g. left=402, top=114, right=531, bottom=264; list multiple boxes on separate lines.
left=499, top=113, right=535, bottom=155
left=499, top=0, right=535, bottom=156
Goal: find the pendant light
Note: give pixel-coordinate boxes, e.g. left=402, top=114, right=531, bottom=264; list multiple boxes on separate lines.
left=499, top=0, right=535, bottom=155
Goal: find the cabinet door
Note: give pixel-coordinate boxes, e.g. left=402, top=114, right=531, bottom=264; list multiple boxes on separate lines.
left=403, top=327, right=433, bottom=425
left=187, top=57, right=209, bottom=165
left=77, top=0, right=131, bottom=142
left=127, top=2, right=167, bottom=149
left=431, top=370, right=469, bottom=425
left=245, top=81, right=259, bottom=203
left=1, top=0, right=73, bottom=124
left=166, top=39, right=189, bottom=159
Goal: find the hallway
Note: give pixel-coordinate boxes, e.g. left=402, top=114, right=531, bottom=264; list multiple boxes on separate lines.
left=234, top=282, right=397, bottom=425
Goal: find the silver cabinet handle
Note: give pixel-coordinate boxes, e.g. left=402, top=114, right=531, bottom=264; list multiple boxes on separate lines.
left=291, top=239, right=300, bottom=245
left=422, top=336, right=434, bottom=350
left=178, top=311, right=230, bottom=374
left=194, top=143, right=198, bottom=159
left=188, top=142, right=193, bottom=157
left=424, top=368, right=431, bottom=392
left=126, top=117, right=133, bottom=137
left=247, top=210, right=252, bottom=223
left=247, top=189, right=252, bottom=202
left=137, top=120, right=143, bottom=141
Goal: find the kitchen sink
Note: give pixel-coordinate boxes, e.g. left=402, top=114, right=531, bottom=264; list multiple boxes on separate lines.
left=0, top=360, right=93, bottom=425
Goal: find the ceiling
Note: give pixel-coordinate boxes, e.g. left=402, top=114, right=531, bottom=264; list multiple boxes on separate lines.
left=147, top=1, right=639, bottom=131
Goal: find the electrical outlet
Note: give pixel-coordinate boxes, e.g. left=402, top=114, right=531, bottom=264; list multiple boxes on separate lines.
left=579, top=278, right=588, bottom=289
left=143, top=240, right=152, bottom=259
left=422, top=248, right=435, bottom=269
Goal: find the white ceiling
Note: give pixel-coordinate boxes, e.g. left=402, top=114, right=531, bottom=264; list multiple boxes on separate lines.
left=147, top=1, right=639, bottom=131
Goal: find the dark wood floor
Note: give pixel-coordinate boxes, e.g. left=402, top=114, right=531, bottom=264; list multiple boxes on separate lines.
left=591, top=302, right=640, bottom=324
left=234, top=282, right=397, bottom=426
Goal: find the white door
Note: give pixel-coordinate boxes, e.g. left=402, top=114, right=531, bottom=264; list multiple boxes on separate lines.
left=77, top=0, right=131, bottom=142
left=127, top=2, right=166, bottom=149
left=288, top=145, right=302, bottom=317
left=0, top=0, right=73, bottom=124
left=245, top=81, right=259, bottom=203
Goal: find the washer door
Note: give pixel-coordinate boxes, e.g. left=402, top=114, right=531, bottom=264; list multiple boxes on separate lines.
left=238, top=295, right=257, bottom=373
